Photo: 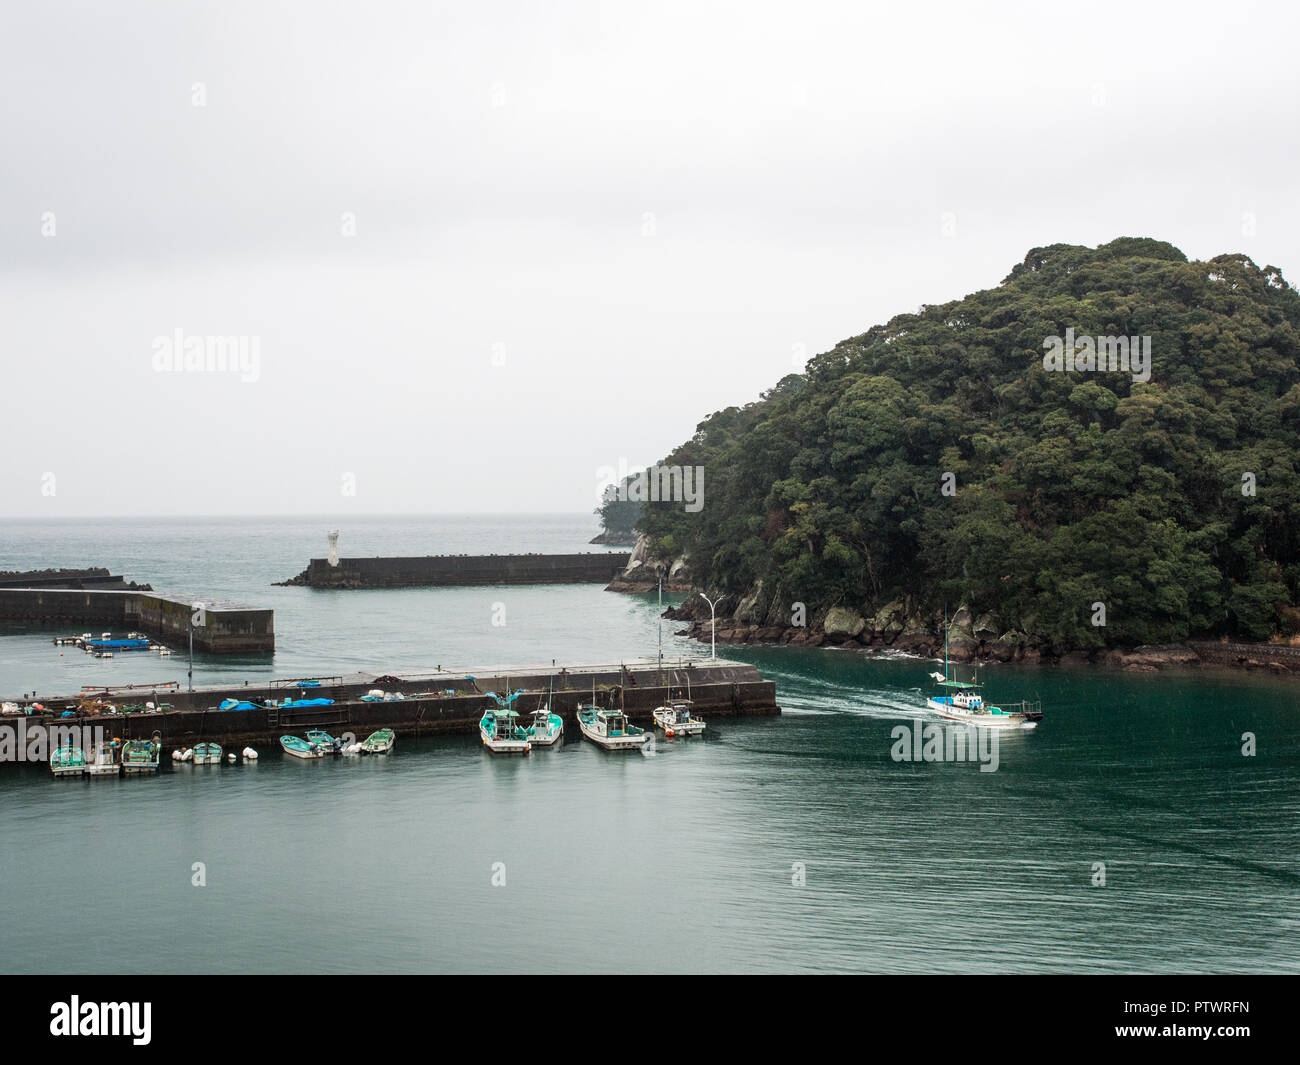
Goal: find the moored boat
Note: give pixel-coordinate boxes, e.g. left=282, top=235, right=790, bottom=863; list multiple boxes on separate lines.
left=652, top=699, right=705, bottom=737
left=480, top=690, right=531, bottom=754
left=305, top=729, right=342, bottom=755
left=576, top=703, right=647, bottom=750
left=525, top=705, right=563, bottom=747
left=280, top=735, right=323, bottom=759
left=121, top=733, right=161, bottom=773
left=192, top=742, right=223, bottom=765
left=524, top=677, right=563, bottom=747
left=50, top=744, right=87, bottom=776
left=85, top=740, right=120, bottom=777
left=359, top=729, right=396, bottom=754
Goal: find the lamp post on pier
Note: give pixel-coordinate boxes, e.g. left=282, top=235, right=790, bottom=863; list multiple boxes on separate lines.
left=700, top=592, right=719, bottom=660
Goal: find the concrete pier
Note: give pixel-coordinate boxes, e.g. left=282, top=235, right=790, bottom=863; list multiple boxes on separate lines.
left=3, top=659, right=778, bottom=751
left=0, top=588, right=274, bottom=653
left=279, top=552, right=631, bottom=589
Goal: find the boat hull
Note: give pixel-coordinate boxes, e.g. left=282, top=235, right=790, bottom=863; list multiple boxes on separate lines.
left=926, top=698, right=1039, bottom=728
left=481, top=734, right=530, bottom=754
left=280, top=737, right=323, bottom=759
left=653, top=713, right=705, bottom=736
left=576, top=721, right=647, bottom=750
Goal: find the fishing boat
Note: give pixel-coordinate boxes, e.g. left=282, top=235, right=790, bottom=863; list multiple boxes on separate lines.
left=305, top=729, right=342, bottom=755
left=524, top=678, right=563, bottom=747
left=576, top=702, right=647, bottom=750
left=926, top=613, right=1043, bottom=728
left=192, top=742, right=223, bottom=765
left=121, top=734, right=161, bottom=773
left=480, top=690, right=531, bottom=754
left=652, top=699, right=705, bottom=737
left=85, top=741, right=120, bottom=777
left=525, top=704, right=563, bottom=747
left=50, top=744, right=87, bottom=776
left=359, top=729, right=396, bottom=754
left=280, top=735, right=324, bottom=759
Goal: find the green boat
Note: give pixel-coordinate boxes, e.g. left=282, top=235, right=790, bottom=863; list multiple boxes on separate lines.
left=121, top=733, right=161, bottom=773
left=192, top=742, right=223, bottom=765
left=359, top=729, right=396, bottom=754
left=306, top=729, right=341, bottom=755
left=50, top=744, right=87, bottom=776
left=480, top=690, right=531, bottom=754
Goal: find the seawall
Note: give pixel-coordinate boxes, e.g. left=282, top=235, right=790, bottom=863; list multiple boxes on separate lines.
left=0, top=589, right=274, bottom=654
left=280, top=552, right=631, bottom=589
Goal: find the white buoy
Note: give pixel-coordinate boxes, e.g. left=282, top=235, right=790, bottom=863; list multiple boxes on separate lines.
left=180, top=747, right=193, bottom=762
left=171, top=749, right=182, bottom=761
left=226, top=752, right=236, bottom=763
left=242, top=747, right=258, bottom=760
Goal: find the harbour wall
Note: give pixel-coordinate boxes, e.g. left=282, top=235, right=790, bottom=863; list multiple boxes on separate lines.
left=0, top=568, right=140, bottom=590
left=8, top=660, right=777, bottom=750
left=281, top=552, right=631, bottom=589
left=0, top=589, right=274, bottom=654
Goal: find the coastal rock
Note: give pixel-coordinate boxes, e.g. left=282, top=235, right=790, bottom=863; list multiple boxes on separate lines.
left=1118, top=645, right=1200, bottom=670
left=823, top=606, right=866, bottom=638
left=625, top=534, right=652, bottom=572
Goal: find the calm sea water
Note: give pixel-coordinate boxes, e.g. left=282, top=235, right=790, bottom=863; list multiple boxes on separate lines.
left=0, top=516, right=1297, bottom=973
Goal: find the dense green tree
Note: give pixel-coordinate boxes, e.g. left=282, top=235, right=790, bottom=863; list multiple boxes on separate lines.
left=637, top=239, right=1300, bottom=650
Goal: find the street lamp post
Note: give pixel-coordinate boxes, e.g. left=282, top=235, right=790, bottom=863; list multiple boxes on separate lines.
left=700, top=592, right=719, bottom=660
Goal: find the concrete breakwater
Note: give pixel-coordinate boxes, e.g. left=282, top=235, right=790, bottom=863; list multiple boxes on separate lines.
left=2, top=659, right=778, bottom=753
left=279, top=552, right=631, bottom=589
left=0, top=588, right=274, bottom=654
left=0, top=568, right=151, bottom=591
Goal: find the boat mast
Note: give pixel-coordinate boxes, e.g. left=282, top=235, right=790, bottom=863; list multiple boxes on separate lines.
left=944, top=607, right=949, bottom=683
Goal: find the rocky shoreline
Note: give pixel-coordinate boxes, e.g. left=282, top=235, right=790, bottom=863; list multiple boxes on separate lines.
left=660, top=592, right=1300, bottom=675
left=588, top=530, right=638, bottom=546
left=601, top=535, right=1300, bottom=675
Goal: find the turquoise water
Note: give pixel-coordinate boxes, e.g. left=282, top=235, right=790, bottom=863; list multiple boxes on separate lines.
left=0, top=516, right=1297, bottom=973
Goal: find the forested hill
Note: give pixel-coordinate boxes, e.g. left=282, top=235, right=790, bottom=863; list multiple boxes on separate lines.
left=641, top=237, right=1300, bottom=654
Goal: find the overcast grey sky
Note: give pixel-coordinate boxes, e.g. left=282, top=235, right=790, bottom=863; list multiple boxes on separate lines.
left=3, top=0, right=1297, bottom=517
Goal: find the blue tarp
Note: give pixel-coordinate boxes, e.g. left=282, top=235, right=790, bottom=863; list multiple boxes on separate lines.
left=281, top=698, right=334, bottom=708
left=84, top=639, right=151, bottom=650
left=219, top=698, right=259, bottom=711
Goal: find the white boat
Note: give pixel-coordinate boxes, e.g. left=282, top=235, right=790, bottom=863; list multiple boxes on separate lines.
left=480, top=690, right=531, bottom=754
left=524, top=677, right=563, bottom=747
left=926, top=613, right=1043, bottom=729
left=525, top=704, right=563, bottom=747
left=85, top=741, right=120, bottom=777
left=652, top=699, right=705, bottom=736
left=576, top=703, right=647, bottom=750
left=192, top=742, right=223, bottom=765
